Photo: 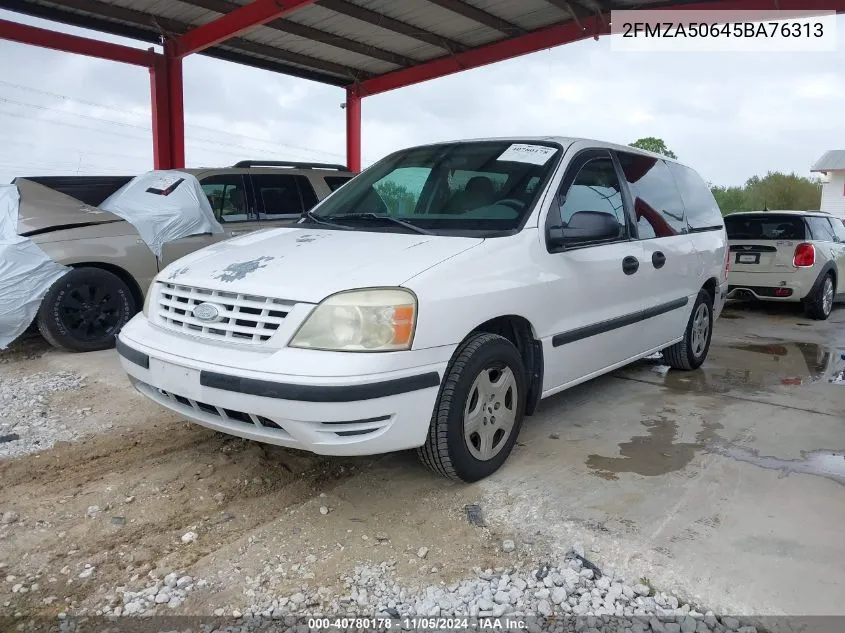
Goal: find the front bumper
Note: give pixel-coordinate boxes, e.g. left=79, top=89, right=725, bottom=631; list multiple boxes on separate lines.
left=116, top=317, right=449, bottom=456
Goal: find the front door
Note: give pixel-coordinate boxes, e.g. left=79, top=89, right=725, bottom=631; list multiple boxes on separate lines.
left=158, top=173, right=261, bottom=269
left=818, top=216, right=845, bottom=296
left=540, top=149, right=652, bottom=392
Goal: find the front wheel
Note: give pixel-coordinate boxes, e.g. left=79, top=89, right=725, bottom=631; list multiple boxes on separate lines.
left=662, top=289, right=713, bottom=371
left=417, top=333, right=527, bottom=482
left=37, top=267, right=136, bottom=352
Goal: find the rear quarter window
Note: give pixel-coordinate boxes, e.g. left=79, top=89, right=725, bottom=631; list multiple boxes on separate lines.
left=617, top=152, right=686, bottom=238
left=724, top=215, right=807, bottom=240
left=668, top=163, right=724, bottom=232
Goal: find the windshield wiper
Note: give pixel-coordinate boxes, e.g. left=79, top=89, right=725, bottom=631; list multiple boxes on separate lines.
left=333, top=213, right=432, bottom=235
left=300, top=210, right=353, bottom=230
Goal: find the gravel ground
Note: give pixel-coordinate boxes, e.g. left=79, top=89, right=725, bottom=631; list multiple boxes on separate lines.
left=0, top=369, right=92, bottom=458
left=7, top=549, right=768, bottom=633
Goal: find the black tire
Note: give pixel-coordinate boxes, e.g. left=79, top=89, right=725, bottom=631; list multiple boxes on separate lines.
left=417, top=332, right=527, bottom=482
left=804, top=273, right=835, bottom=321
left=662, top=289, right=713, bottom=371
left=36, top=267, right=136, bottom=352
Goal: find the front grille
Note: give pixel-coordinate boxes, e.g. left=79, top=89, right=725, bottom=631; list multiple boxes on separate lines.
left=156, top=283, right=295, bottom=344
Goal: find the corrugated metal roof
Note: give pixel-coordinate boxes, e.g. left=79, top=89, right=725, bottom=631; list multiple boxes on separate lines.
left=4, top=0, right=834, bottom=90
left=811, top=150, right=845, bottom=173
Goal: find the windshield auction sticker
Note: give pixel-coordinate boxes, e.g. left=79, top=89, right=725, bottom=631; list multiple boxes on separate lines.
left=497, top=144, right=558, bottom=165
left=610, top=9, right=836, bottom=52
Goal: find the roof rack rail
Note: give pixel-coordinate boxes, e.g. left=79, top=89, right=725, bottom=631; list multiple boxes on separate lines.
left=232, top=160, right=348, bottom=170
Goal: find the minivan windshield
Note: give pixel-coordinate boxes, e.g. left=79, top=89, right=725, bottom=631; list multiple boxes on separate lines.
left=725, top=214, right=807, bottom=240
left=305, top=140, right=562, bottom=235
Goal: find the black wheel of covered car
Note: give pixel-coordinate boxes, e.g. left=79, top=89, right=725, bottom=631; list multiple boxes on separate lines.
left=804, top=273, right=835, bottom=321
left=661, top=289, right=713, bottom=371
left=37, top=267, right=136, bottom=352
left=418, top=333, right=527, bottom=482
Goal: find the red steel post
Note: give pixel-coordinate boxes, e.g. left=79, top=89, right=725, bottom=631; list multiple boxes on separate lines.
left=345, top=86, right=362, bottom=173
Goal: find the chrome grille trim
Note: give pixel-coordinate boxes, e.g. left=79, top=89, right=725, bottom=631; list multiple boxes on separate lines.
left=155, top=283, right=295, bottom=344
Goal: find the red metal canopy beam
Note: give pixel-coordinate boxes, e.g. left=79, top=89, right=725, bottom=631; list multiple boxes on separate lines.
left=0, top=18, right=156, bottom=67
left=357, top=15, right=607, bottom=97
left=175, top=0, right=319, bottom=57
left=357, top=0, right=845, bottom=96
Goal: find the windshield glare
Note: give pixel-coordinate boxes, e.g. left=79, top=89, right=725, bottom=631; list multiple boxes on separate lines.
left=310, top=141, right=562, bottom=234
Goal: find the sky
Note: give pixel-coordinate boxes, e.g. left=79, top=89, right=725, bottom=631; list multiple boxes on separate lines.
left=0, top=9, right=843, bottom=188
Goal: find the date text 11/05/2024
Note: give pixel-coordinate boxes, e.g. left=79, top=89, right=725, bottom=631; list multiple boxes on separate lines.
left=308, top=617, right=527, bottom=629
left=621, top=21, right=824, bottom=38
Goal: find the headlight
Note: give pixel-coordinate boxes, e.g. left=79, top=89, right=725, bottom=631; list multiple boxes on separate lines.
left=290, top=288, right=416, bottom=352
left=142, top=281, right=156, bottom=317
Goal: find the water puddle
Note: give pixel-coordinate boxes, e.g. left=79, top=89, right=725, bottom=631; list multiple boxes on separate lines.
left=587, top=417, right=845, bottom=486
left=639, top=342, right=844, bottom=392
left=586, top=417, right=722, bottom=479
left=707, top=443, right=845, bottom=486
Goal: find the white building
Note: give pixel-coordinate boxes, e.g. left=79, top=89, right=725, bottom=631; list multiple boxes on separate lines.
left=811, top=150, right=845, bottom=218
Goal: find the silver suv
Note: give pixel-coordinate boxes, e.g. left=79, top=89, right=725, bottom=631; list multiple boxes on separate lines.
left=725, top=210, right=845, bottom=319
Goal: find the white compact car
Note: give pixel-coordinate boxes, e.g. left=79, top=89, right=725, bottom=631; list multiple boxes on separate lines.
left=116, top=137, right=728, bottom=481
left=725, top=211, right=845, bottom=319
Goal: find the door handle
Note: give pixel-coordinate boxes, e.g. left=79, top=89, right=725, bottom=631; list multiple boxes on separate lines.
left=652, top=251, right=666, bottom=269
left=622, top=256, right=640, bottom=275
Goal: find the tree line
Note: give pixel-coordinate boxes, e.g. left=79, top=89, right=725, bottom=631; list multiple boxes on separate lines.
left=629, top=137, right=822, bottom=214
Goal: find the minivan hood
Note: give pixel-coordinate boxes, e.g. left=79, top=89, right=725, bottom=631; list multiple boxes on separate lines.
left=15, top=178, right=123, bottom=236
left=160, top=226, right=484, bottom=303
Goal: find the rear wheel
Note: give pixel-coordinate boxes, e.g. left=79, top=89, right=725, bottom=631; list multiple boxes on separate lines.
left=417, top=333, right=527, bottom=482
left=804, top=273, right=835, bottom=321
left=662, top=289, right=713, bottom=371
left=37, top=267, right=136, bottom=352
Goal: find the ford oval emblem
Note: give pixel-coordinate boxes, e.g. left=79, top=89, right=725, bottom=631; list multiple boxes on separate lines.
left=193, top=302, right=221, bottom=322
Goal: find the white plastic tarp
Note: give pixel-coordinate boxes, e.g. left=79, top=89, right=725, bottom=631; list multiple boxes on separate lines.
left=0, top=185, right=70, bottom=349
left=100, top=170, right=223, bottom=258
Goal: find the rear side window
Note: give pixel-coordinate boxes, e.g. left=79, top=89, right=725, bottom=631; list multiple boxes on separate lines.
left=325, top=176, right=352, bottom=191
left=617, top=152, right=686, bottom=238
left=251, top=174, right=319, bottom=218
left=807, top=216, right=836, bottom=242
left=668, top=163, right=724, bottom=232
left=724, top=215, right=807, bottom=240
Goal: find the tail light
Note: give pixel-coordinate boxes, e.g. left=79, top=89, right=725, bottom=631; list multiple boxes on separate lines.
left=724, top=247, right=730, bottom=279
left=793, top=243, right=816, bottom=268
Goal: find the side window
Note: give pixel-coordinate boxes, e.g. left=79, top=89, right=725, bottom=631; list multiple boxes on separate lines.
left=808, top=216, right=836, bottom=242
left=325, top=176, right=352, bottom=191
left=200, top=174, right=252, bottom=223
left=668, top=163, right=724, bottom=232
left=552, top=156, right=626, bottom=241
left=252, top=174, right=319, bottom=219
left=830, top=217, right=845, bottom=242
left=617, top=153, right=686, bottom=239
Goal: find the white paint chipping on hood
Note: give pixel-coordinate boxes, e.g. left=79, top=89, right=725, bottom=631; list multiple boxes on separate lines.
left=159, top=227, right=484, bottom=303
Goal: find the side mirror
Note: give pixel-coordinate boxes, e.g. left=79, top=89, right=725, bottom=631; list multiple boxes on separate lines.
left=548, top=211, right=621, bottom=249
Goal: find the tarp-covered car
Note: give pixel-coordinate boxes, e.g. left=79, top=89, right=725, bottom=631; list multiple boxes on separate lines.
left=3, top=163, right=354, bottom=352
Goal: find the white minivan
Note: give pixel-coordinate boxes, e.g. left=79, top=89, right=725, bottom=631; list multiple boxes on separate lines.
left=116, top=137, right=729, bottom=482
